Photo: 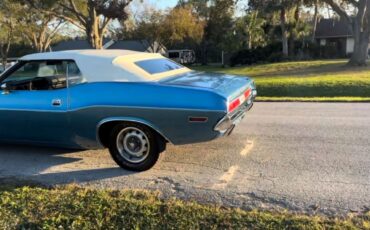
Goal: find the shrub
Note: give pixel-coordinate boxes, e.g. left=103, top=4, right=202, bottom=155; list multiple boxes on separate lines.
left=230, top=41, right=340, bottom=66
left=230, top=43, right=283, bottom=66
left=267, top=52, right=286, bottom=63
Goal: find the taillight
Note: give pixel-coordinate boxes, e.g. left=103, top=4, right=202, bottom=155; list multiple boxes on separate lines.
left=244, top=88, right=251, bottom=98
left=228, top=88, right=252, bottom=113
left=228, top=98, right=241, bottom=113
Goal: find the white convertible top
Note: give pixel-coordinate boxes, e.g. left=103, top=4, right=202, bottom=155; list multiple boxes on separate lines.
left=20, top=50, right=191, bottom=82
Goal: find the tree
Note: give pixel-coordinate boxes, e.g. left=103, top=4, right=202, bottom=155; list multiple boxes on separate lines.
left=11, top=2, right=63, bottom=52
left=0, top=21, right=14, bottom=69
left=208, top=4, right=269, bottom=54
left=249, top=0, right=303, bottom=57
left=116, top=5, right=204, bottom=52
left=178, top=0, right=210, bottom=19
left=0, top=0, right=18, bottom=68
left=25, top=19, right=64, bottom=53
left=205, top=0, right=235, bottom=63
left=323, top=0, right=370, bottom=66
left=162, top=6, right=205, bottom=47
left=244, top=10, right=267, bottom=49
left=24, top=0, right=133, bottom=49
left=288, top=1, right=314, bottom=56
left=112, top=6, right=136, bottom=40
left=132, top=8, right=166, bottom=53
left=179, top=0, right=236, bottom=64
left=205, top=0, right=235, bottom=47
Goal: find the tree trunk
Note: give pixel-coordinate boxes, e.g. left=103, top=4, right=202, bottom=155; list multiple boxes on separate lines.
left=248, top=34, right=253, bottom=49
left=311, top=0, right=319, bottom=42
left=280, top=8, right=289, bottom=57
left=86, top=7, right=104, bottom=49
left=2, top=60, right=6, bottom=71
left=86, top=26, right=103, bottom=49
left=0, top=46, right=10, bottom=71
left=0, top=29, right=12, bottom=71
left=348, top=30, right=369, bottom=66
left=323, top=0, right=370, bottom=66
left=347, top=1, right=370, bottom=66
left=248, top=11, right=256, bottom=49
left=36, top=38, right=44, bottom=53
left=289, top=5, right=300, bottom=56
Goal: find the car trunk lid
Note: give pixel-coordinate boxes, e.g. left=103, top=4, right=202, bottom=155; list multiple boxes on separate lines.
left=161, top=72, right=255, bottom=112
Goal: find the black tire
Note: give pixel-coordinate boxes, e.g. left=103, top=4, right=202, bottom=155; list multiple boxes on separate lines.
left=108, top=122, right=163, bottom=171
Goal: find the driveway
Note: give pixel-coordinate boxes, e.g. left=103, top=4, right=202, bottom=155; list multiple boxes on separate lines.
left=1, top=102, right=369, bottom=216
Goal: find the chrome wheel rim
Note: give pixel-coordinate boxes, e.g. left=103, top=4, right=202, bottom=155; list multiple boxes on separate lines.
left=116, top=127, right=150, bottom=164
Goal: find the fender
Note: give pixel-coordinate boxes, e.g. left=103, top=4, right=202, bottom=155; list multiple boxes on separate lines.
left=96, top=117, right=173, bottom=147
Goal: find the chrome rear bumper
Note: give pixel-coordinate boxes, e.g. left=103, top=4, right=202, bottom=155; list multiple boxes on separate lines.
left=214, top=101, right=253, bottom=135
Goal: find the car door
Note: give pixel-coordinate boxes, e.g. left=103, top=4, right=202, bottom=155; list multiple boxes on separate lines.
left=0, top=60, right=70, bottom=145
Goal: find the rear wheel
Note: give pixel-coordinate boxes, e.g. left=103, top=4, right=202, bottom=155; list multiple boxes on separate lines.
left=108, top=123, right=163, bottom=171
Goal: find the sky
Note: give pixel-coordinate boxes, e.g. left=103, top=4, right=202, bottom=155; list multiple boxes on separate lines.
left=131, top=0, right=247, bottom=16
left=147, top=0, right=178, bottom=10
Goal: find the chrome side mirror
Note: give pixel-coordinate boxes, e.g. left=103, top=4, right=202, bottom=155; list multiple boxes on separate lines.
left=1, top=83, right=10, bottom=95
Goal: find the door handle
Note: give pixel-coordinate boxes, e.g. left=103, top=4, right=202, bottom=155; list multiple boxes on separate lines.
left=52, top=99, right=62, bottom=107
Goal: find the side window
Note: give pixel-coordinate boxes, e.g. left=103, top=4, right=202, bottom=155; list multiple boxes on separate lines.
left=3, top=61, right=67, bottom=91
left=67, top=61, right=86, bottom=86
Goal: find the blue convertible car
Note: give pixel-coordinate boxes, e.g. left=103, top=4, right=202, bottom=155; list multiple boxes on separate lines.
left=0, top=50, right=256, bottom=171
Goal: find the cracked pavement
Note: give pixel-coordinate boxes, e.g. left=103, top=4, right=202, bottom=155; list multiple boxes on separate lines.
left=0, top=102, right=370, bottom=216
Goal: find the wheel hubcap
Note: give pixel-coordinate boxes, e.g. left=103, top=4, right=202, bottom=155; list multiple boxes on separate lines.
left=116, top=127, right=150, bottom=163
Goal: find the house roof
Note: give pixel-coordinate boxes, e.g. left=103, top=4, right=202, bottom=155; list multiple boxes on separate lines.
left=315, top=18, right=353, bottom=38
left=51, top=38, right=112, bottom=51
left=108, top=40, right=151, bottom=52
left=20, top=50, right=190, bottom=82
left=51, top=39, right=166, bottom=53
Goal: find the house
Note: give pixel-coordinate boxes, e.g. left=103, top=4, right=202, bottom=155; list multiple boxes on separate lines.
left=51, top=38, right=167, bottom=55
left=315, top=18, right=370, bottom=57
left=108, top=40, right=166, bottom=54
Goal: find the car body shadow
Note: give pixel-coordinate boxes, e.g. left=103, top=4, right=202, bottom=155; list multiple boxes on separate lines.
left=0, top=143, right=136, bottom=186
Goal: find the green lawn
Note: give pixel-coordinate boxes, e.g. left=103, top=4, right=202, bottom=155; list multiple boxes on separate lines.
left=192, top=60, right=370, bottom=101
left=0, top=185, right=369, bottom=229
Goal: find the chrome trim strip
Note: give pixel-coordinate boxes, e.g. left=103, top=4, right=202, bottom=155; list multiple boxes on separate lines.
left=0, top=108, right=66, bottom=113
left=70, top=105, right=225, bottom=113
left=0, top=105, right=225, bottom=113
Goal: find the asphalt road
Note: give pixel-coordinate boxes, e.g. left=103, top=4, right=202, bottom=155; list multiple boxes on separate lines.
left=1, top=102, right=370, bottom=216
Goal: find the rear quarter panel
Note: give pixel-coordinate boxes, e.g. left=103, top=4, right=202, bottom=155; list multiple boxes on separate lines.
left=68, top=82, right=227, bottom=148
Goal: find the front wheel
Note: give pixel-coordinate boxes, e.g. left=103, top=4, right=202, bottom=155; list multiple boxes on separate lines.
left=108, top=123, right=163, bottom=171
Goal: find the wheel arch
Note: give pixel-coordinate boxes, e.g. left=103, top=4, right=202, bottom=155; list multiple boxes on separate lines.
left=96, top=117, right=171, bottom=149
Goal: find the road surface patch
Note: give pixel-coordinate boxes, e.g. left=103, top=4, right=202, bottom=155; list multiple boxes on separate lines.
left=240, top=139, right=254, bottom=156
left=212, top=165, right=239, bottom=190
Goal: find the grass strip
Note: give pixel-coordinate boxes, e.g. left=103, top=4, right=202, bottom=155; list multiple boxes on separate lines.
left=256, top=97, right=370, bottom=102
left=0, top=185, right=369, bottom=229
left=192, top=60, right=370, bottom=99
